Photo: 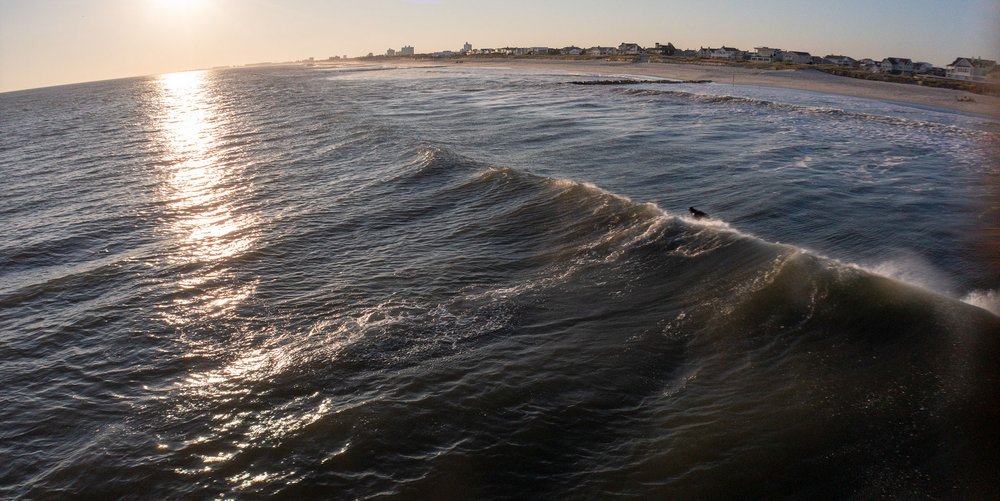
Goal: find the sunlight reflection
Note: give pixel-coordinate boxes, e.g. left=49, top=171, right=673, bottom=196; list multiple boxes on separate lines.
left=152, top=70, right=258, bottom=324
left=168, top=319, right=364, bottom=482
left=152, top=72, right=330, bottom=482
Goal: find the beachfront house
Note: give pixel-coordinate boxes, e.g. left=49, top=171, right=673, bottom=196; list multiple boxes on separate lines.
left=501, top=47, right=534, bottom=56
left=912, top=62, right=935, bottom=75
left=618, top=43, right=642, bottom=55
left=647, top=43, right=677, bottom=56
left=946, top=57, right=998, bottom=81
left=560, top=46, right=584, bottom=55
left=779, top=51, right=812, bottom=65
left=824, top=55, right=857, bottom=68
left=530, top=47, right=554, bottom=55
left=709, top=47, right=743, bottom=60
left=881, top=57, right=913, bottom=75
left=750, top=47, right=782, bottom=62
left=587, top=46, right=616, bottom=56
left=947, top=58, right=974, bottom=80
left=858, top=59, right=880, bottom=72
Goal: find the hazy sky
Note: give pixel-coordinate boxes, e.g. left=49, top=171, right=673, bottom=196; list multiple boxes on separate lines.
left=1, top=0, right=999, bottom=92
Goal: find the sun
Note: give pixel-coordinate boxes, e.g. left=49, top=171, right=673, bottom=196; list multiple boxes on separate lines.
left=152, top=0, right=206, bottom=13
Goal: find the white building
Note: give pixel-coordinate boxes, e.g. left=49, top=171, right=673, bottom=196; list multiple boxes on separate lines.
left=881, top=57, right=913, bottom=75
left=618, top=43, right=642, bottom=55
left=710, top=47, right=742, bottom=60
left=855, top=59, right=877, bottom=72
left=587, top=46, right=616, bottom=56
left=779, top=51, right=812, bottom=65
left=750, top=47, right=782, bottom=62
left=400, top=45, right=415, bottom=56
left=462, top=42, right=473, bottom=54
left=499, top=47, right=533, bottom=56
left=946, top=57, right=997, bottom=81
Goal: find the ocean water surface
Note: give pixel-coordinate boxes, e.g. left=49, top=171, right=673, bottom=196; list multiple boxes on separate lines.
left=1, top=64, right=998, bottom=498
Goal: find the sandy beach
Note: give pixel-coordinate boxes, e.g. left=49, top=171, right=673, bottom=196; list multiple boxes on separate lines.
left=439, top=59, right=1000, bottom=119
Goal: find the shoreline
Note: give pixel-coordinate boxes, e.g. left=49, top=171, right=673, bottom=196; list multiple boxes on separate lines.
left=397, top=59, right=1000, bottom=119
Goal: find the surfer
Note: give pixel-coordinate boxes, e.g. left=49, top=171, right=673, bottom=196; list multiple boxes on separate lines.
left=688, top=207, right=708, bottom=219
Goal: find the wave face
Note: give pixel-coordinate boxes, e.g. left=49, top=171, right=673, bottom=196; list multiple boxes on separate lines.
left=1, top=66, right=998, bottom=499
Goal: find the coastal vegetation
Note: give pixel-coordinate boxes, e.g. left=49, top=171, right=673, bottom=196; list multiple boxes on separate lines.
left=814, top=66, right=1000, bottom=96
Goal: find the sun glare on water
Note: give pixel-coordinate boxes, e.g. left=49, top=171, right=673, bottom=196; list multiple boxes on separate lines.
left=150, top=70, right=260, bottom=327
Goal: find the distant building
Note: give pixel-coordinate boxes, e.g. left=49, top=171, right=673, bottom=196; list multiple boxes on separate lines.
left=947, top=58, right=975, bottom=80
left=499, top=47, right=538, bottom=56
left=560, top=46, right=584, bottom=55
left=946, top=57, right=997, bottom=81
left=530, top=47, right=553, bottom=55
left=881, top=57, right=913, bottom=75
left=858, top=58, right=880, bottom=73
left=912, top=62, right=935, bottom=75
left=750, top=47, right=782, bottom=62
left=587, top=46, right=616, bottom=56
left=618, top=43, right=642, bottom=55
left=779, top=51, right=812, bottom=65
left=710, top=46, right=743, bottom=60
left=400, top=45, right=415, bottom=56
left=695, top=46, right=742, bottom=59
left=647, top=42, right=676, bottom=56
left=462, top=42, right=473, bottom=54
left=824, top=55, right=857, bottom=68
left=386, top=48, right=396, bottom=57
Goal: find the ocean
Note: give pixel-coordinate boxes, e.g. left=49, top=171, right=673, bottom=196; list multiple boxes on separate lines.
left=1, top=64, right=998, bottom=499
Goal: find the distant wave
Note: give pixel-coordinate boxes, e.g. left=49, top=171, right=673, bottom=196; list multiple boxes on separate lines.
left=609, top=86, right=999, bottom=137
